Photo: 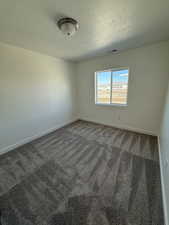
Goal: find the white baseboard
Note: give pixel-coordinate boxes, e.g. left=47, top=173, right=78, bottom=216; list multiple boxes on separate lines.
left=79, top=117, right=157, bottom=136
left=158, top=136, right=168, bottom=225
left=0, top=118, right=78, bottom=156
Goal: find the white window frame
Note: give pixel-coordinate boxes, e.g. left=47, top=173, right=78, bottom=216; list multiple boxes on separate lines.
left=95, top=67, right=130, bottom=107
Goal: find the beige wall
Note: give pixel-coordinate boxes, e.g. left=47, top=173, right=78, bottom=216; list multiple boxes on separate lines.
left=159, top=79, right=169, bottom=225
left=77, top=41, right=169, bottom=135
left=0, top=43, right=77, bottom=153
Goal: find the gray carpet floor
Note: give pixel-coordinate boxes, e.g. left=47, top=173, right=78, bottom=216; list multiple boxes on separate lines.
left=0, top=120, right=164, bottom=225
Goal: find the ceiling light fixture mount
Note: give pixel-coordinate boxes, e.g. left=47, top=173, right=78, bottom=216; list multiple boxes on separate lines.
left=57, top=17, right=79, bottom=36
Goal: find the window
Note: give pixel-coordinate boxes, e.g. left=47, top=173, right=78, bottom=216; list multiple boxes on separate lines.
left=95, top=68, right=129, bottom=106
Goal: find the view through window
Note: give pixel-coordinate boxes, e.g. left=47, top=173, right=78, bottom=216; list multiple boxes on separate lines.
left=95, top=68, right=129, bottom=105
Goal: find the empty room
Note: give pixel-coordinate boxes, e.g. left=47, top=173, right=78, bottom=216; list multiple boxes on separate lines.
left=0, top=0, right=169, bottom=224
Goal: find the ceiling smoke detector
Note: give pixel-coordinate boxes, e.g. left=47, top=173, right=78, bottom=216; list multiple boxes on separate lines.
left=57, top=17, right=79, bottom=36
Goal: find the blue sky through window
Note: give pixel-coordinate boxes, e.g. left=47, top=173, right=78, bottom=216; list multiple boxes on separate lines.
left=97, top=69, right=128, bottom=85
left=97, top=71, right=111, bottom=85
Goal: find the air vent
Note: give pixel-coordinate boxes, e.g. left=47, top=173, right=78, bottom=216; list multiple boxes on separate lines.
left=111, top=49, right=118, bottom=53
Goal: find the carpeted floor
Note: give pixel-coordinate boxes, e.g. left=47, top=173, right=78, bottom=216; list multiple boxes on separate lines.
left=0, top=120, right=164, bottom=225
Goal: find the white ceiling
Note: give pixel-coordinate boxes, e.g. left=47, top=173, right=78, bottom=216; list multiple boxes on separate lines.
left=0, top=0, right=169, bottom=61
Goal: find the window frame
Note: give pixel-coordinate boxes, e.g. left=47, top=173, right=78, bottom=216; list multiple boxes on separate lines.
left=95, top=67, right=130, bottom=107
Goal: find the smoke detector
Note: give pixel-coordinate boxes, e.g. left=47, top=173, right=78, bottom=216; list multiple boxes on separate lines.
left=57, top=17, right=79, bottom=36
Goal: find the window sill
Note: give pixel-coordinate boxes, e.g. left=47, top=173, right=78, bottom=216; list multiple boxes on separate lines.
left=95, top=103, right=128, bottom=107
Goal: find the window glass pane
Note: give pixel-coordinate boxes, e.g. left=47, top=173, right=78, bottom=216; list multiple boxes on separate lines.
left=96, top=71, right=111, bottom=104
left=111, top=69, right=129, bottom=104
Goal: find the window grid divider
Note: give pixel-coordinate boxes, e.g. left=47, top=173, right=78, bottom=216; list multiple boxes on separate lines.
left=110, top=70, right=113, bottom=104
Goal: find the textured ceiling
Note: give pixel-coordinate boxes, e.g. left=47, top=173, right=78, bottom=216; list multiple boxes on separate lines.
left=0, top=0, right=169, bottom=61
